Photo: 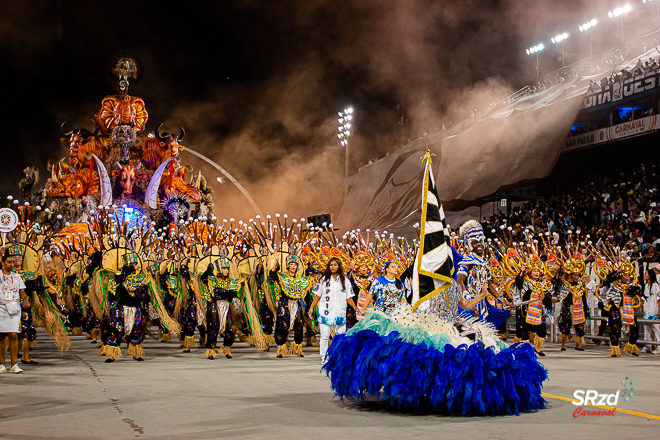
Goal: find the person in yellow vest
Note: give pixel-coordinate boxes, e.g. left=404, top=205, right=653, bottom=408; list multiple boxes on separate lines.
left=599, top=262, right=644, bottom=357
left=511, top=256, right=552, bottom=356
left=554, top=256, right=589, bottom=352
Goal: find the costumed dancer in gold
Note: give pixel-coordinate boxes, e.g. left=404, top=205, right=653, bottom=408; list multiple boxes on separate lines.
left=200, top=257, right=244, bottom=359
left=553, top=251, right=589, bottom=352
left=593, top=249, right=644, bottom=357
left=350, top=252, right=375, bottom=322
left=268, top=254, right=313, bottom=358
left=504, top=245, right=553, bottom=356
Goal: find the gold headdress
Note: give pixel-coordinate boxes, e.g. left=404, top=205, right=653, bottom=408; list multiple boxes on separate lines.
left=375, top=251, right=405, bottom=276
left=305, top=245, right=351, bottom=272
left=214, top=257, right=230, bottom=272
left=7, top=244, right=25, bottom=257
left=497, top=227, right=545, bottom=277
left=353, top=250, right=375, bottom=273
left=562, top=253, right=586, bottom=275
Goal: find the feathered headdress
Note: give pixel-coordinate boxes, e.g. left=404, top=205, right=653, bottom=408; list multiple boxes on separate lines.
left=459, top=220, right=484, bottom=249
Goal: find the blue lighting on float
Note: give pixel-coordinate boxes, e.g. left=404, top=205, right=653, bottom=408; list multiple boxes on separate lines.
left=111, top=204, right=151, bottom=230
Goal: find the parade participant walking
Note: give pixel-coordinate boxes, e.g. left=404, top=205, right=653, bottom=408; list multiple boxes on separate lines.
left=642, top=269, right=660, bottom=353
left=510, top=259, right=552, bottom=357
left=456, top=221, right=511, bottom=323
left=178, top=260, right=198, bottom=353
left=349, top=252, right=375, bottom=322
left=555, top=257, right=589, bottom=352
left=0, top=249, right=27, bottom=374
left=10, top=245, right=39, bottom=365
left=307, top=257, right=356, bottom=363
left=598, top=262, right=644, bottom=357
left=203, top=258, right=244, bottom=360
left=360, top=255, right=405, bottom=316
left=252, top=262, right=275, bottom=343
left=268, top=255, right=313, bottom=358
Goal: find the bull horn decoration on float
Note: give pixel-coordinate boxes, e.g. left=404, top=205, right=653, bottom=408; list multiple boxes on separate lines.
left=31, top=53, right=262, bottom=235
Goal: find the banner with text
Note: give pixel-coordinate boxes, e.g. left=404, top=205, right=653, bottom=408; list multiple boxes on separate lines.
left=564, top=115, right=659, bottom=151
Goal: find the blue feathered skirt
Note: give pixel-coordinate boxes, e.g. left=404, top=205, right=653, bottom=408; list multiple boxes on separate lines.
left=322, top=310, right=548, bottom=416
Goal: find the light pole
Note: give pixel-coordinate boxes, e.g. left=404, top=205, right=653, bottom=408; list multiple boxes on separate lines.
left=579, top=19, right=598, bottom=57
left=337, top=107, right=354, bottom=197
left=526, top=43, right=545, bottom=81
left=609, top=4, right=632, bottom=45
left=551, top=32, right=569, bottom=67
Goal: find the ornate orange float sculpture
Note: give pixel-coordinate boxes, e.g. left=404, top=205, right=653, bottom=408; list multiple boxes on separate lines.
left=34, top=54, right=209, bottom=227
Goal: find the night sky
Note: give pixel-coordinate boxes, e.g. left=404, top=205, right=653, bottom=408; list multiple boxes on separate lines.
left=0, top=0, right=656, bottom=220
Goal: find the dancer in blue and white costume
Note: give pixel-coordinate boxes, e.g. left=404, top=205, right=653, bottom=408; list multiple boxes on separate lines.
left=322, top=222, right=547, bottom=416
left=456, top=220, right=512, bottom=324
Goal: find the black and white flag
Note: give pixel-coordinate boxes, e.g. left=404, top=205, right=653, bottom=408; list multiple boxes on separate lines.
left=412, top=150, right=454, bottom=311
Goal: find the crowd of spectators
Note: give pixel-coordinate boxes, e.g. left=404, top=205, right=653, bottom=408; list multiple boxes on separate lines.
left=479, top=161, right=660, bottom=271
left=587, top=56, right=660, bottom=95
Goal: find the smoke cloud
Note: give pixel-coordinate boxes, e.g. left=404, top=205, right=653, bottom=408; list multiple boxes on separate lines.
left=0, top=0, right=651, bottom=226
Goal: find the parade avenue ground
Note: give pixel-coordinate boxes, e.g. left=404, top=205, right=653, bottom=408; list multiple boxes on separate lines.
left=1, top=330, right=658, bottom=440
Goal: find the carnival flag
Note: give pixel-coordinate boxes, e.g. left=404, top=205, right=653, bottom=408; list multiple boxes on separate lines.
left=411, top=148, right=454, bottom=311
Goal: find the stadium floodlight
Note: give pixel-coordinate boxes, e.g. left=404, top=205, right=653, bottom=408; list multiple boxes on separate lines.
left=551, top=32, right=569, bottom=67
left=579, top=19, right=597, bottom=32
left=609, top=5, right=631, bottom=44
left=579, top=19, right=598, bottom=56
left=526, top=43, right=544, bottom=80
left=337, top=106, right=355, bottom=197
left=526, top=43, right=544, bottom=54
left=551, top=32, right=568, bottom=43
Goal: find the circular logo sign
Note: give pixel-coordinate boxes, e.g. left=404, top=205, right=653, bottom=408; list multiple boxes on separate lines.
left=0, top=208, right=19, bottom=233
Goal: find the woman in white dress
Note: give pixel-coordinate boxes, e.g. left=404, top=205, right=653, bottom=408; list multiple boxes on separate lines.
left=0, top=249, right=27, bottom=373
left=308, top=257, right=357, bottom=363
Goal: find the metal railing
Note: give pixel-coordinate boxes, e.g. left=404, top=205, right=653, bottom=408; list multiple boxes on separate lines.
left=505, top=312, right=660, bottom=347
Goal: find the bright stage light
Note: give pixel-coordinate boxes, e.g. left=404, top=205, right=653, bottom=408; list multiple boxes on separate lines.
left=580, top=19, right=597, bottom=32
left=346, top=107, right=353, bottom=114
left=526, top=43, right=544, bottom=55
left=552, top=33, right=568, bottom=43
left=338, top=118, right=344, bottom=123
left=609, top=5, right=631, bottom=18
